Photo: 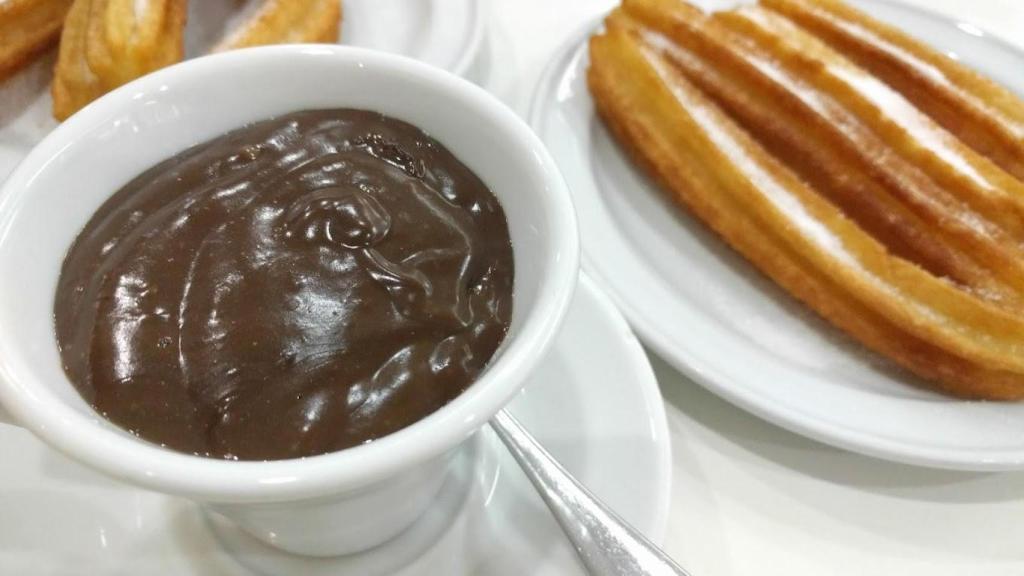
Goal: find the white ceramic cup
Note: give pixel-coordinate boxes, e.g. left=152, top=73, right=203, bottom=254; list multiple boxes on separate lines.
left=0, top=45, right=578, bottom=557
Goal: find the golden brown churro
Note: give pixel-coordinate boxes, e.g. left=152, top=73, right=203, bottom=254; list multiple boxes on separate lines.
left=46, top=0, right=344, bottom=120
left=590, top=1, right=1024, bottom=399
left=620, top=0, right=1024, bottom=309
left=49, top=0, right=102, bottom=119
left=710, top=6, right=1024, bottom=245
left=0, top=0, right=74, bottom=82
left=214, top=0, right=342, bottom=51
left=763, top=0, right=1024, bottom=182
left=52, top=0, right=187, bottom=120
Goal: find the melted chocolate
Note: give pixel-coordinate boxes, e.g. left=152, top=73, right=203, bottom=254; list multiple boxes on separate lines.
left=55, top=109, right=514, bottom=461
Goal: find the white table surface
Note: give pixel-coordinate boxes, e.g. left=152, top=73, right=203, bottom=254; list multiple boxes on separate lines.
left=484, top=0, right=1024, bottom=574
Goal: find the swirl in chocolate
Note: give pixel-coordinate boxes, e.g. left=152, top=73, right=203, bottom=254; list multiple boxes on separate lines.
left=55, top=109, right=514, bottom=461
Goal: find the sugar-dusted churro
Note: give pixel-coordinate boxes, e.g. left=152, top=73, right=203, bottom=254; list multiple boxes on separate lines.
left=589, top=5, right=1024, bottom=399
left=709, top=6, right=1024, bottom=246
left=619, top=0, right=1024, bottom=310
left=763, top=0, right=1024, bottom=182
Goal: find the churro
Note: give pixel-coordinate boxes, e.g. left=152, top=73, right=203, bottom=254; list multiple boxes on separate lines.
left=10, top=0, right=346, bottom=120
left=710, top=6, right=1024, bottom=246
left=763, top=0, right=1024, bottom=182
left=589, top=3, right=1024, bottom=399
left=52, top=0, right=187, bottom=120
left=0, top=0, right=74, bottom=82
left=620, top=0, right=1024, bottom=310
left=214, top=0, right=341, bottom=51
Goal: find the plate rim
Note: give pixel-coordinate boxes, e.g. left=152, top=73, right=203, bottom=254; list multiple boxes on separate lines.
left=529, top=4, right=1024, bottom=472
left=568, top=272, right=673, bottom=543
left=448, top=0, right=489, bottom=77
left=342, top=0, right=488, bottom=77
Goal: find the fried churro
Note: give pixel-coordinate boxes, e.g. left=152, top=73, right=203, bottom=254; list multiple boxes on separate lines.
left=52, top=0, right=187, bottom=120
left=709, top=6, right=1024, bottom=245
left=589, top=2, right=1024, bottom=399
left=763, top=0, right=1024, bottom=182
left=214, top=0, right=341, bottom=51
left=48, top=0, right=344, bottom=120
left=0, top=0, right=74, bottom=82
left=620, top=0, right=1024, bottom=310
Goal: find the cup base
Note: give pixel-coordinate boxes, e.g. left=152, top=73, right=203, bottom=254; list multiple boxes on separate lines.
left=206, top=434, right=484, bottom=575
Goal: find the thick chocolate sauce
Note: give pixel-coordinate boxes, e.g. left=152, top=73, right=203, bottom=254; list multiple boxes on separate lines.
left=55, top=109, right=514, bottom=461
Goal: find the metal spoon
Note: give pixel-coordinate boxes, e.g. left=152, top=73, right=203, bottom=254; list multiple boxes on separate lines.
left=490, top=409, right=691, bottom=576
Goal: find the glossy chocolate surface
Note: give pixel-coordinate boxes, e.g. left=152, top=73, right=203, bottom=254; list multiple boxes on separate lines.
left=55, top=109, right=514, bottom=460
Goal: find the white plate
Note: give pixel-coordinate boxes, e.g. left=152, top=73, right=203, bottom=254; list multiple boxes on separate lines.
left=339, top=0, right=485, bottom=77
left=529, top=0, right=1024, bottom=471
left=0, top=0, right=486, bottom=184
left=0, top=274, right=671, bottom=576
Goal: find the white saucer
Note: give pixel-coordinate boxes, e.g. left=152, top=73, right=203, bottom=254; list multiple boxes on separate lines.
left=529, top=0, right=1024, bottom=471
left=0, top=0, right=487, bottom=184
left=0, top=274, right=671, bottom=575
left=339, top=0, right=486, bottom=78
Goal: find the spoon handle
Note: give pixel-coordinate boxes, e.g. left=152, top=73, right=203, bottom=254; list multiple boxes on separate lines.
left=490, top=409, right=691, bottom=576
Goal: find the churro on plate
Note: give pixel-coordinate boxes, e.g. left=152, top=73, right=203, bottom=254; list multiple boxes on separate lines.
left=589, top=0, right=1024, bottom=399
left=47, top=0, right=344, bottom=120
left=622, top=0, right=1024, bottom=309
left=213, top=0, right=342, bottom=51
left=0, top=0, right=74, bottom=82
left=763, top=0, right=1024, bottom=182
left=52, top=0, right=187, bottom=120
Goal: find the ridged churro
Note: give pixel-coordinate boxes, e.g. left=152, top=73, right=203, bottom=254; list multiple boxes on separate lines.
left=589, top=1, right=1024, bottom=399
left=710, top=6, right=1024, bottom=245
left=0, top=0, right=74, bottom=82
left=620, top=0, right=1024, bottom=310
left=763, top=0, right=1024, bottom=182
left=52, top=0, right=187, bottom=120
left=47, top=0, right=344, bottom=120
left=214, top=0, right=341, bottom=51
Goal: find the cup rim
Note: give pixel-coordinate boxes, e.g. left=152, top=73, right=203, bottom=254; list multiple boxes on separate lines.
left=0, top=45, right=579, bottom=503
